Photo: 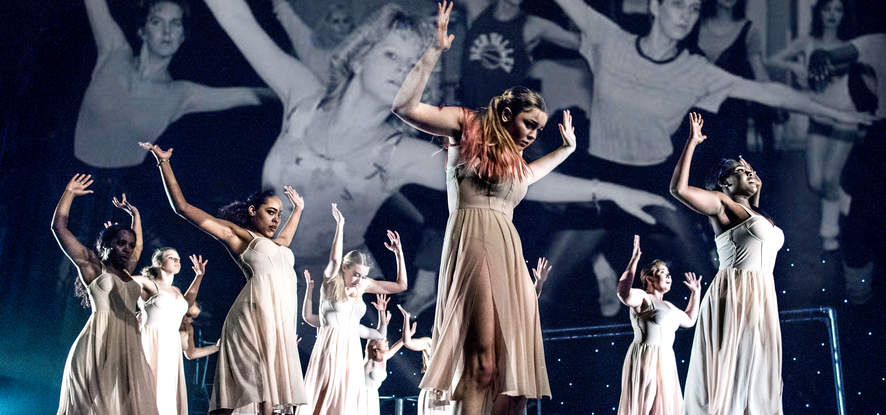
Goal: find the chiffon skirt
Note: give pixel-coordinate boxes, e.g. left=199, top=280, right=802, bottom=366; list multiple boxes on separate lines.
left=297, top=326, right=366, bottom=414
left=684, top=267, right=783, bottom=415
left=617, top=343, right=682, bottom=415
left=141, top=327, right=187, bottom=415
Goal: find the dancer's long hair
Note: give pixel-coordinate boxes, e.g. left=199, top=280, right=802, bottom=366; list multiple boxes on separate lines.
left=140, top=247, right=177, bottom=279
left=323, top=250, right=372, bottom=303
left=218, top=190, right=277, bottom=230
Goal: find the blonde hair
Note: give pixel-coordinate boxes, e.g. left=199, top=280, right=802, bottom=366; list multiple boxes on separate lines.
left=323, top=250, right=372, bottom=302
left=640, top=259, right=668, bottom=289
left=460, top=86, right=546, bottom=182
left=140, top=247, right=177, bottom=279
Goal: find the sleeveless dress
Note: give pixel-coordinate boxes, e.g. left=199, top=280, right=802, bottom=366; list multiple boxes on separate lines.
left=140, top=283, right=189, bottom=415
left=210, top=232, right=306, bottom=411
left=298, top=284, right=370, bottom=414
left=363, top=360, right=387, bottom=415
left=57, top=271, right=159, bottom=414
left=420, top=145, right=550, bottom=407
left=617, top=295, right=685, bottom=415
left=684, top=206, right=784, bottom=414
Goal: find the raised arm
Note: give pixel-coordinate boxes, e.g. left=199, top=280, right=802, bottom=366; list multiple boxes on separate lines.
left=140, top=143, right=249, bottom=254
left=616, top=235, right=646, bottom=308
left=181, top=324, right=219, bottom=360
left=397, top=304, right=433, bottom=352
left=552, top=0, right=617, bottom=42
left=728, top=76, right=874, bottom=125
left=273, top=186, right=304, bottom=246
left=365, top=230, right=408, bottom=295
left=83, top=0, right=129, bottom=55
left=51, top=174, right=101, bottom=284
left=531, top=257, right=552, bottom=298
left=183, top=254, right=208, bottom=307
left=392, top=1, right=465, bottom=139
left=302, top=269, right=320, bottom=327
left=358, top=300, right=390, bottom=340
left=271, top=0, right=318, bottom=62
left=177, top=83, right=276, bottom=119
left=524, top=16, right=580, bottom=51
left=203, top=0, right=323, bottom=105
left=679, top=272, right=702, bottom=328
left=526, top=109, right=576, bottom=185
left=669, top=112, right=728, bottom=216
left=323, top=203, right=345, bottom=281
left=111, top=193, right=141, bottom=274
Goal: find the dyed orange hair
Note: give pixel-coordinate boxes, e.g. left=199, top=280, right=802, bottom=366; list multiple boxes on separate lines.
left=458, top=86, right=546, bottom=182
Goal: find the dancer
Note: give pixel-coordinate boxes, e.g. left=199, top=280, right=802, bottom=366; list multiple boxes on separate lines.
left=397, top=305, right=454, bottom=415
left=615, top=235, right=701, bottom=415
left=179, top=303, right=219, bottom=360
left=392, top=2, right=626, bottom=411
left=201, top=0, right=670, bottom=329
left=141, top=143, right=305, bottom=414
left=299, top=203, right=408, bottom=414
left=76, top=0, right=272, bottom=168
left=139, top=250, right=210, bottom=415
left=52, top=175, right=158, bottom=414
left=271, top=0, right=353, bottom=84
left=768, top=0, right=861, bottom=251
left=362, top=294, right=405, bottom=415
left=671, top=112, right=785, bottom=413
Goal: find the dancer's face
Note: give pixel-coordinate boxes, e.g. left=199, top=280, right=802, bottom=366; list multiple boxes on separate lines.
left=342, top=264, right=370, bottom=288
left=821, top=0, right=844, bottom=31
left=140, top=2, right=186, bottom=58
left=502, top=107, right=547, bottom=150
left=651, top=0, right=701, bottom=41
left=107, top=231, right=136, bottom=268
left=368, top=339, right=389, bottom=361
left=359, top=30, right=424, bottom=105
left=159, top=250, right=181, bottom=276
left=646, top=264, right=672, bottom=294
left=248, top=196, right=283, bottom=238
left=325, top=9, right=354, bottom=42
left=724, top=164, right=758, bottom=196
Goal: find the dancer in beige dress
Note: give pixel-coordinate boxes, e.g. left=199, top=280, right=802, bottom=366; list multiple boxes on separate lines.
left=615, top=235, right=701, bottom=415
left=139, top=250, right=212, bottom=415
left=52, top=175, right=158, bottom=414
left=671, top=113, right=784, bottom=414
left=298, top=204, right=408, bottom=414
left=141, top=143, right=306, bottom=415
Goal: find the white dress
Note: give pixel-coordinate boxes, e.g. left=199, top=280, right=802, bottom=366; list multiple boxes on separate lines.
left=363, top=359, right=387, bottom=415
left=617, top=295, right=684, bottom=415
left=684, top=206, right=784, bottom=414
left=298, top=284, right=369, bottom=414
left=140, top=284, right=189, bottom=415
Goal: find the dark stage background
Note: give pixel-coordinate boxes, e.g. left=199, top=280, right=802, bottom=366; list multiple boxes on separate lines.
left=1, top=0, right=884, bottom=413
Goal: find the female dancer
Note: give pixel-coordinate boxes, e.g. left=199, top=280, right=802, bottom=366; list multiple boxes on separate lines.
left=271, top=0, right=354, bottom=84
left=179, top=303, right=220, bottom=361
left=141, top=143, right=306, bottom=414
left=615, top=235, right=701, bottom=415
left=139, top=250, right=210, bottom=415
left=397, top=304, right=453, bottom=415
left=392, top=2, right=599, bottom=412
left=299, top=203, right=408, bottom=414
left=670, top=113, right=784, bottom=413
left=362, top=294, right=405, bottom=415
left=200, top=0, right=673, bottom=321
left=52, top=175, right=158, bottom=414
left=768, top=0, right=861, bottom=250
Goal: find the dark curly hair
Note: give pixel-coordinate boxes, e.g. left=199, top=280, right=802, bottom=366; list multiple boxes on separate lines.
left=73, top=225, right=136, bottom=307
left=218, top=190, right=278, bottom=229
left=705, top=158, right=744, bottom=192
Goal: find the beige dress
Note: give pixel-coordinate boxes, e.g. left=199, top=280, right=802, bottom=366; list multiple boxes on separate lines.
left=617, top=295, right=684, bottom=415
left=298, top=285, right=370, bottom=414
left=140, top=285, right=189, bottom=415
left=210, top=232, right=306, bottom=411
left=418, top=349, right=456, bottom=415
left=684, top=206, right=784, bottom=414
left=57, top=271, right=159, bottom=414
left=420, top=146, right=550, bottom=407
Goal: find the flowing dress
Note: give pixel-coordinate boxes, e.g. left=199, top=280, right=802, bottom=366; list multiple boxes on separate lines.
left=140, top=284, right=189, bottom=415
left=617, top=295, right=685, bottom=415
left=57, top=271, right=159, bottom=414
left=684, top=206, right=784, bottom=414
left=420, top=145, right=550, bottom=408
left=298, top=284, right=369, bottom=414
left=210, top=232, right=305, bottom=411
left=363, top=359, right=387, bottom=415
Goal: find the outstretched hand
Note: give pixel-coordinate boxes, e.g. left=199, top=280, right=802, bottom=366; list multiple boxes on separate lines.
left=66, top=174, right=94, bottom=196
left=629, top=235, right=642, bottom=266
left=371, top=293, right=390, bottom=313
left=384, top=230, right=402, bottom=253
left=532, top=257, right=552, bottom=285
left=558, top=109, right=576, bottom=150
left=283, top=185, right=304, bottom=211
left=303, top=269, right=314, bottom=290
left=689, top=112, right=707, bottom=145
left=683, top=272, right=702, bottom=294
left=434, top=1, right=455, bottom=51
left=331, top=203, right=344, bottom=224
left=138, top=142, right=173, bottom=162
left=190, top=254, right=207, bottom=276
left=112, top=193, right=137, bottom=215
left=397, top=304, right=418, bottom=342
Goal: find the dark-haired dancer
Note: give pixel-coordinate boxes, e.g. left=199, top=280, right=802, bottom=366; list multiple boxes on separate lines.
left=76, top=0, right=272, bottom=169
left=52, top=175, right=158, bottom=414
left=670, top=113, right=784, bottom=414
left=139, top=250, right=210, bottom=414
left=297, top=204, right=407, bottom=414
left=615, top=235, right=701, bottom=415
left=141, top=143, right=305, bottom=414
